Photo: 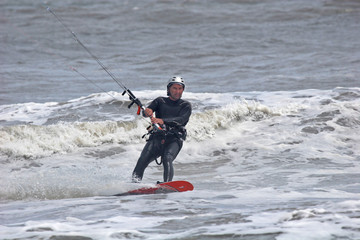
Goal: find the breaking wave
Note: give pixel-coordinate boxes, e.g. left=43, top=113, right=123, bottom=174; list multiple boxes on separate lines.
left=0, top=100, right=275, bottom=159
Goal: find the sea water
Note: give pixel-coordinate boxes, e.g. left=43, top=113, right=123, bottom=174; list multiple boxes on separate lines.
left=1, top=1, right=360, bottom=239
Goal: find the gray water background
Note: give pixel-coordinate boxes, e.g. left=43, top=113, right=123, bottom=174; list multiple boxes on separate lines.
left=1, top=0, right=359, bottom=105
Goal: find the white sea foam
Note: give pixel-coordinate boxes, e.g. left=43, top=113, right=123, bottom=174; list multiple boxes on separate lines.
left=0, top=96, right=277, bottom=159
left=1, top=88, right=359, bottom=240
left=0, top=120, right=146, bottom=158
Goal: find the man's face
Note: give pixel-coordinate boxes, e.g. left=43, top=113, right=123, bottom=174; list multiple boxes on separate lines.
left=168, top=84, right=184, bottom=101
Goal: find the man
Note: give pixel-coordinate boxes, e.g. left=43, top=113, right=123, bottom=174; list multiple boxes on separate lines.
left=132, top=76, right=192, bottom=183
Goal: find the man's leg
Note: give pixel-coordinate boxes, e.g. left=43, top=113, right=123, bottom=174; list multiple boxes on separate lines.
left=162, top=140, right=183, bottom=182
left=132, top=140, right=159, bottom=182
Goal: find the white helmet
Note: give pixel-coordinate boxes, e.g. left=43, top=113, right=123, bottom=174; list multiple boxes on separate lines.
left=167, top=76, right=185, bottom=96
left=167, top=76, right=185, bottom=89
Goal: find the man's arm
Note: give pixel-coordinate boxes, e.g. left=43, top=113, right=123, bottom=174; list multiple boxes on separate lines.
left=162, top=101, right=192, bottom=126
left=144, top=107, right=165, bottom=125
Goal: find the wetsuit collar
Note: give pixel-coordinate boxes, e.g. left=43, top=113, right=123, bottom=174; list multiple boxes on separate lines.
left=168, top=97, right=181, bottom=103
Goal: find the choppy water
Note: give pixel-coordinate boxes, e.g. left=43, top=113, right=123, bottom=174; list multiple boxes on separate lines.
left=1, top=0, right=360, bottom=239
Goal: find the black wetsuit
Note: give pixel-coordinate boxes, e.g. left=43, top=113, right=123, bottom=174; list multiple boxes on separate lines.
left=132, top=97, right=192, bottom=182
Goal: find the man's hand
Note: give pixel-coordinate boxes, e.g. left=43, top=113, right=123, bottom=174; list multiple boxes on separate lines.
left=143, top=108, right=164, bottom=125
left=143, top=108, right=153, bottom=117
left=151, top=117, right=164, bottom=125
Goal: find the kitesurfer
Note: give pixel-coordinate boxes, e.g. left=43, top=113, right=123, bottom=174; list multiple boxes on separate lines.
left=132, top=76, right=192, bottom=183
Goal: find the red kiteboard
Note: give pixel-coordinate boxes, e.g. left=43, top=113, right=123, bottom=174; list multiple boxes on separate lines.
left=114, top=180, right=194, bottom=196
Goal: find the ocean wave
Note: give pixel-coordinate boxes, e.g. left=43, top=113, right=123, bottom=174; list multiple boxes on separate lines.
left=0, top=90, right=235, bottom=126
left=0, top=121, right=145, bottom=159
left=2, top=88, right=359, bottom=160
left=0, top=100, right=275, bottom=159
left=0, top=91, right=129, bottom=125
left=187, top=100, right=277, bottom=141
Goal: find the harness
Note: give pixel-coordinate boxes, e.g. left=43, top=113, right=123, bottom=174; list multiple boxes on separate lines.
left=142, top=124, right=187, bottom=165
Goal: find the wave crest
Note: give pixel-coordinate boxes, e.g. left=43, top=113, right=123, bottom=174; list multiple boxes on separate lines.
left=188, top=100, right=276, bottom=141
left=0, top=120, right=146, bottom=159
left=0, top=101, right=276, bottom=159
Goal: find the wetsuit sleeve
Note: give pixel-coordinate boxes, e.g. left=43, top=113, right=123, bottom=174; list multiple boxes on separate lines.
left=162, top=101, right=192, bottom=127
left=147, top=97, right=161, bottom=112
